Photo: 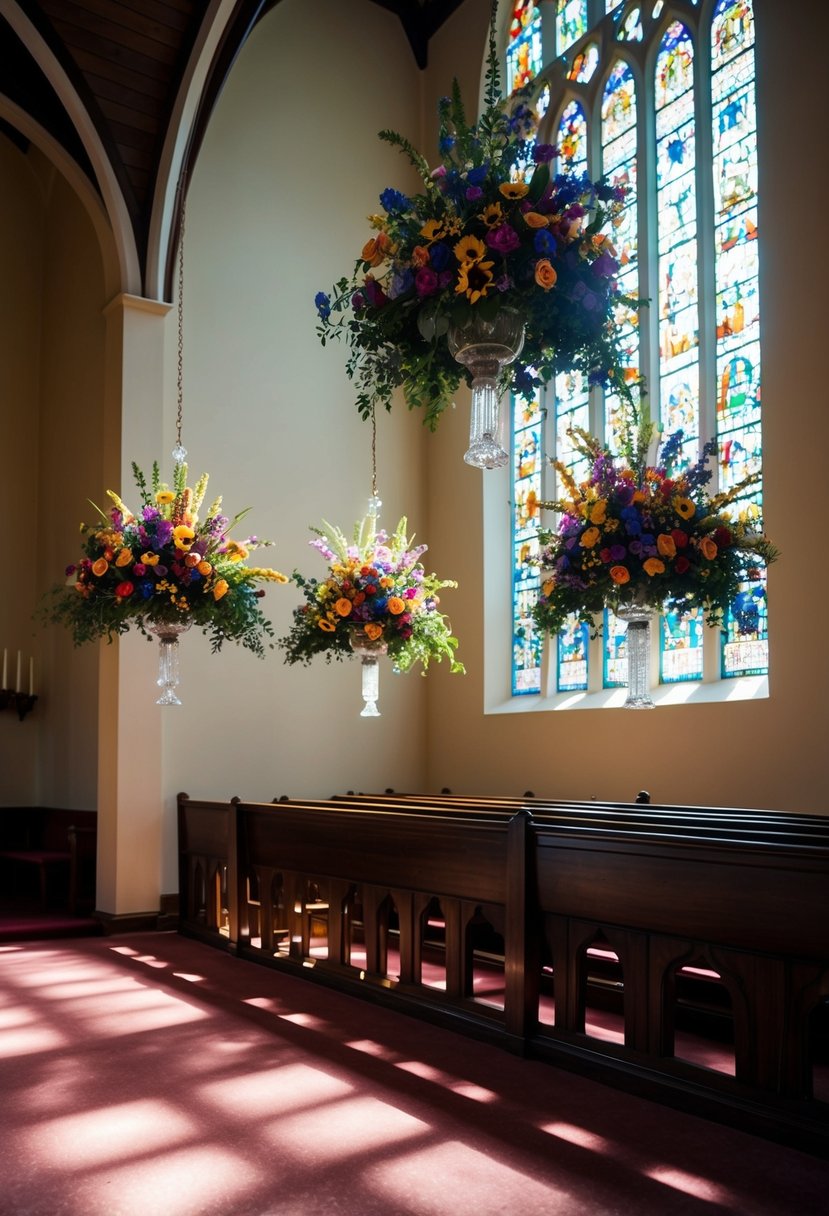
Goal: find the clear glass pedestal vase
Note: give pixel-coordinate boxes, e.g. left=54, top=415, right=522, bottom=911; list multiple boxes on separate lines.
left=616, top=604, right=655, bottom=710
left=148, top=621, right=191, bottom=706
left=349, top=627, right=389, bottom=717
left=447, top=307, right=525, bottom=469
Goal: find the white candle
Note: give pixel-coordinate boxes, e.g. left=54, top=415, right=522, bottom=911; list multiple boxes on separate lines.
left=29, top=658, right=34, bottom=697
left=15, top=651, right=21, bottom=693
left=1, top=649, right=6, bottom=690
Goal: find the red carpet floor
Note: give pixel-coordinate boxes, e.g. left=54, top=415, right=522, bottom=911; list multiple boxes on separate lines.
left=0, top=931, right=826, bottom=1216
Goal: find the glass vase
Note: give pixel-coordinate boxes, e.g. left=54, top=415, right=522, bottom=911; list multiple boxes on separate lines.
left=148, top=621, right=191, bottom=706
left=616, top=603, right=655, bottom=710
left=447, top=307, right=525, bottom=469
left=349, top=626, right=389, bottom=717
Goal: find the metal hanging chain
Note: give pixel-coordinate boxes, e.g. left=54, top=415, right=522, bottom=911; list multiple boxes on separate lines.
left=173, top=178, right=187, bottom=463
left=368, top=406, right=382, bottom=519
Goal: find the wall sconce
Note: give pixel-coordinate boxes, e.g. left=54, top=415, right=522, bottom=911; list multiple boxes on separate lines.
left=1, top=649, right=38, bottom=721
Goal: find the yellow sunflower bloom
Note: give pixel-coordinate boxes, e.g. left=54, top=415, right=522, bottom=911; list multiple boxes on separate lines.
left=419, top=218, right=445, bottom=243
left=453, top=234, right=487, bottom=265
left=674, top=496, right=696, bottom=519
left=499, top=181, right=529, bottom=200
left=478, top=203, right=504, bottom=229
left=455, top=258, right=494, bottom=304
left=319, top=618, right=336, bottom=632
left=173, top=525, right=195, bottom=551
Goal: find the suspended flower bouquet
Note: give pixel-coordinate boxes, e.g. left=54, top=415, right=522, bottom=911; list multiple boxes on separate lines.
left=43, top=461, right=288, bottom=704
left=278, top=514, right=464, bottom=716
left=314, top=6, right=636, bottom=465
left=531, top=413, right=779, bottom=707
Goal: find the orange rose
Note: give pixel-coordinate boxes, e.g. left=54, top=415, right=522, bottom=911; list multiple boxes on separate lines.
left=364, top=622, right=384, bottom=641
left=334, top=598, right=353, bottom=617
left=534, top=259, right=558, bottom=290
left=92, top=558, right=109, bottom=577
left=699, top=537, right=718, bottom=560
left=643, top=558, right=666, bottom=576
left=657, top=533, right=677, bottom=558
left=387, top=597, right=406, bottom=615
left=198, top=561, right=212, bottom=576
left=523, top=211, right=549, bottom=228
left=610, top=565, right=630, bottom=584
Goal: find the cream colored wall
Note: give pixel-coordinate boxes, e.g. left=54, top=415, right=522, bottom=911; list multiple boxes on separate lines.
left=0, top=143, right=103, bottom=809
left=157, top=0, right=430, bottom=872
left=420, top=0, right=829, bottom=813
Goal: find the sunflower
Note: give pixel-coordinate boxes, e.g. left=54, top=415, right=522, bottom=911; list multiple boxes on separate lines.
left=455, top=259, right=494, bottom=304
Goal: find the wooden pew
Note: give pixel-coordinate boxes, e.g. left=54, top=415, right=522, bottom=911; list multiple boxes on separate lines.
left=0, top=808, right=97, bottom=913
left=176, top=791, right=829, bottom=1154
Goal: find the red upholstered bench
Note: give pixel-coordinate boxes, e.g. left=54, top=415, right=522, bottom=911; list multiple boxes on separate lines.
left=0, top=808, right=97, bottom=913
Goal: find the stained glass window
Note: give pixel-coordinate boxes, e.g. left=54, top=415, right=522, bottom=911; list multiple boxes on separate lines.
left=655, top=21, right=704, bottom=683
left=507, top=1, right=543, bottom=94
left=601, top=58, right=640, bottom=687
left=508, top=1, right=544, bottom=696
left=503, top=0, right=766, bottom=704
left=556, top=0, right=587, bottom=55
left=711, top=0, right=766, bottom=676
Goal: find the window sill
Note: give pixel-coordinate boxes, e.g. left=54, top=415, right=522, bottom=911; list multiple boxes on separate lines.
left=486, top=675, right=769, bottom=714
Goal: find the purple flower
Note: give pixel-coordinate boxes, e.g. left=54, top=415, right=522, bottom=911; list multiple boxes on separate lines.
left=351, top=291, right=366, bottom=311
left=388, top=269, right=414, bottom=300
left=592, top=251, right=619, bottom=278
left=610, top=544, right=627, bottom=561
left=486, top=224, right=521, bottom=255
left=362, top=278, right=387, bottom=308
left=532, top=144, right=558, bottom=164
left=465, top=185, right=483, bottom=201
left=415, top=267, right=439, bottom=297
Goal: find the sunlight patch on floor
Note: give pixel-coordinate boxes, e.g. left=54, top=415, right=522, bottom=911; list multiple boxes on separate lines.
left=344, top=1038, right=398, bottom=1060
left=643, top=1165, right=735, bottom=1204
left=265, top=1094, right=429, bottom=1161
left=199, top=1063, right=354, bottom=1118
left=365, top=1139, right=566, bottom=1214
left=27, top=1099, right=199, bottom=1169
left=73, top=1146, right=265, bottom=1216
left=539, top=1121, right=616, bottom=1153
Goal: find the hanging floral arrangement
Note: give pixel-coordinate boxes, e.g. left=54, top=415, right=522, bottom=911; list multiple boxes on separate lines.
left=43, top=461, right=288, bottom=657
left=531, top=414, right=779, bottom=639
left=279, top=513, right=463, bottom=715
left=313, top=6, right=637, bottom=437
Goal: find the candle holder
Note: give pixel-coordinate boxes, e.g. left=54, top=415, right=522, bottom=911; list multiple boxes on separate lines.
left=0, top=689, right=38, bottom=720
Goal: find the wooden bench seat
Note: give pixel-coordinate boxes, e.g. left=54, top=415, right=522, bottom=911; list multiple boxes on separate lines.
left=177, top=791, right=829, bottom=1155
left=0, top=808, right=97, bottom=914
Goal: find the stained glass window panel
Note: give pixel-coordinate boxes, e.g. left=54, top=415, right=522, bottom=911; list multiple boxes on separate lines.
left=606, top=0, right=624, bottom=12
left=507, top=1, right=543, bottom=93
left=556, top=0, right=587, bottom=55
left=568, top=43, right=599, bottom=82
left=558, top=618, right=589, bottom=691
left=618, top=8, right=643, bottom=41
left=511, top=393, right=544, bottom=694
left=601, top=58, right=640, bottom=685
left=712, top=0, right=765, bottom=677
left=655, top=22, right=701, bottom=682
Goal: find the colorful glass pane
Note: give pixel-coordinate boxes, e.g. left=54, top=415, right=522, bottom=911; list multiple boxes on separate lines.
left=712, top=0, right=765, bottom=676
left=568, top=43, right=599, bottom=82
left=602, top=58, right=640, bottom=686
left=558, top=617, right=589, bottom=691
left=507, top=1, right=543, bottom=93
left=556, top=0, right=587, bottom=55
left=511, top=392, right=544, bottom=694
left=656, top=21, right=700, bottom=682
left=618, top=8, right=643, bottom=41
left=606, top=0, right=625, bottom=12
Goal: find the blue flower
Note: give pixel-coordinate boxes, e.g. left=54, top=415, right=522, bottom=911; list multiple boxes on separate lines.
left=533, top=230, right=555, bottom=256
left=380, top=187, right=411, bottom=213
left=314, top=291, right=331, bottom=320
left=429, top=242, right=451, bottom=271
